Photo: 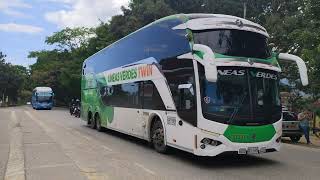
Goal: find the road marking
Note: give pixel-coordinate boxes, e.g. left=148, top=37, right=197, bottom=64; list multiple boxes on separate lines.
left=72, top=130, right=93, bottom=141
left=84, top=136, right=92, bottom=141
left=24, top=142, right=56, bottom=146
left=24, top=110, right=110, bottom=180
left=102, top=145, right=113, bottom=152
left=27, top=163, right=74, bottom=170
left=4, top=111, right=26, bottom=180
left=134, top=162, right=156, bottom=175
left=24, top=111, right=52, bottom=133
left=85, top=173, right=109, bottom=180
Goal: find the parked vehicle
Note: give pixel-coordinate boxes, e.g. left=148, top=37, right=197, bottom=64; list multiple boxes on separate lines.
left=282, top=108, right=302, bottom=143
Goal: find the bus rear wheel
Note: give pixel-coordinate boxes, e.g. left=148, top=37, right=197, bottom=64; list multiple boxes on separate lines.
left=95, top=115, right=103, bottom=132
left=151, top=120, right=167, bottom=153
left=88, top=113, right=95, bottom=129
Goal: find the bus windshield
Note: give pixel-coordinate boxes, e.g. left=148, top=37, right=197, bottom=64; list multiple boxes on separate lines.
left=36, top=92, right=53, bottom=103
left=193, top=29, right=271, bottom=59
left=199, top=66, right=281, bottom=126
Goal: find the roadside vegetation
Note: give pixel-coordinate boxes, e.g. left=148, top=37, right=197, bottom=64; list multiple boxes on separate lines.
left=0, top=0, right=320, bottom=111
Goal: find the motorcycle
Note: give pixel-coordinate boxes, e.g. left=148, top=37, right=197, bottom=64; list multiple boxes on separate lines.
left=73, top=105, right=81, bottom=118
left=69, top=99, right=80, bottom=118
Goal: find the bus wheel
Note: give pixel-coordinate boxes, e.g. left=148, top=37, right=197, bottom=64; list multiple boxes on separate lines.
left=96, top=115, right=103, bottom=132
left=88, top=113, right=95, bottom=129
left=151, top=120, right=167, bottom=153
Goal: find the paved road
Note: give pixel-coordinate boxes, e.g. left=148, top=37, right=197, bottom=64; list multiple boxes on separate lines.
left=1, top=106, right=320, bottom=180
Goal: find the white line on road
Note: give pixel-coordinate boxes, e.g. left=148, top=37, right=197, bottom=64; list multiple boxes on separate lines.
left=72, top=130, right=95, bottom=142
left=134, top=162, right=156, bottom=175
left=102, top=145, right=113, bottom=152
left=24, top=142, right=56, bottom=146
left=27, top=163, right=74, bottom=170
left=4, top=111, right=26, bottom=180
left=24, top=110, right=111, bottom=180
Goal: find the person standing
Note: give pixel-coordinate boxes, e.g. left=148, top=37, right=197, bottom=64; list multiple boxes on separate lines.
left=298, top=111, right=311, bottom=144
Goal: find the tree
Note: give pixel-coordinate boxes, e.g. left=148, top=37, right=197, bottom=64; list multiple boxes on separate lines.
left=27, top=0, right=320, bottom=107
left=0, top=51, right=29, bottom=105
left=45, top=27, right=95, bottom=51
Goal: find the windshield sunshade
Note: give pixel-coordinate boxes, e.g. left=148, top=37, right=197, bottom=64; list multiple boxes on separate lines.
left=193, top=29, right=271, bottom=59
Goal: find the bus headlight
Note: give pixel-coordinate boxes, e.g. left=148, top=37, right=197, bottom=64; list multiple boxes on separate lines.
left=201, top=138, right=221, bottom=146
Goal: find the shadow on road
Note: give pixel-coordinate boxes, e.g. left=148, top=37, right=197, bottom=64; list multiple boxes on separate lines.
left=83, top=125, right=280, bottom=169
left=169, top=149, right=279, bottom=169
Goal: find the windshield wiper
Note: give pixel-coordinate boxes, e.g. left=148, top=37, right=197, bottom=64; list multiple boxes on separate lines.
left=227, top=92, right=247, bottom=124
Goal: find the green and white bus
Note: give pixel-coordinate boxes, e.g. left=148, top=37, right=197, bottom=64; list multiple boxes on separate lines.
left=81, top=14, right=308, bottom=156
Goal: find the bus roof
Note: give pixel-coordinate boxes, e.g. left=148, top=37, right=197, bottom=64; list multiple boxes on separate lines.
left=83, top=13, right=268, bottom=66
left=34, top=87, right=52, bottom=92
left=175, top=14, right=268, bottom=37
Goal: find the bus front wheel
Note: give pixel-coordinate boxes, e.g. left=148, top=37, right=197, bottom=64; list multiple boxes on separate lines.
left=151, top=120, right=167, bottom=153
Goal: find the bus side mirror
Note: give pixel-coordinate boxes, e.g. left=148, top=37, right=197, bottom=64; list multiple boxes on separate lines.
left=193, top=44, right=218, bottom=82
left=278, top=53, right=309, bottom=86
left=178, top=84, right=194, bottom=96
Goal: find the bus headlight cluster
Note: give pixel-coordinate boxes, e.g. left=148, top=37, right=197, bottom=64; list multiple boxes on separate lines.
left=200, top=138, right=221, bottom=149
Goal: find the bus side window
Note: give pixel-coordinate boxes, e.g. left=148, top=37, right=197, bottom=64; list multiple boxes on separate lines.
left=142, top=81, right=166, bottom=110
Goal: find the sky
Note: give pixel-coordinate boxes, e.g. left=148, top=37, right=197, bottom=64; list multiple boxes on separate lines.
left=0, top=0, right=130, bottom=67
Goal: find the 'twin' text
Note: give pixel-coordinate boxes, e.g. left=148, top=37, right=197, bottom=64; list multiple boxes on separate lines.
left=107, top=65, right=153, bottom=83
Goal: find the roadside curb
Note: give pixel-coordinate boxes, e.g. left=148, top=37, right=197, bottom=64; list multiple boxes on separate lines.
left=4, top=111, right=26, bottom=180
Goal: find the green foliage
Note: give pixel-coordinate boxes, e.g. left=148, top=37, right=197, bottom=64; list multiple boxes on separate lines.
left=45, top=27, right=95, bottom=51
left=0, top=52, right=30, bottom=106
left=25, top=0, right=320, bottom=108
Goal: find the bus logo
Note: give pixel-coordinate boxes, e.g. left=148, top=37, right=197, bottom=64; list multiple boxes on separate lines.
left=138, top=65, right=152, bottom=78
left=107, top=65, right=153, bottom=83
left=204, top=96, right=211, bottom=104
left=231, top=134, right=249, bottom=141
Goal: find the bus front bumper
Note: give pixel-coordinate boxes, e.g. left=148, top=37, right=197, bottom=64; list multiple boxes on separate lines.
left=35, top=103, right=53, bottom=109
left=193, top=130, right=281, bottom=157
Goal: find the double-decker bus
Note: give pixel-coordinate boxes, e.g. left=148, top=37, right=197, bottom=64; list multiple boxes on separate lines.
left=31, top=87, right=54, bottom=110
left=81, top=14, right=308, bottom=156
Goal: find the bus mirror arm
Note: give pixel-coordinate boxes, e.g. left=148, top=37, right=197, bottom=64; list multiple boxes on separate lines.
left=278, top=53, right=309, bottom=86
left=193, top=44, right=218, bottom=82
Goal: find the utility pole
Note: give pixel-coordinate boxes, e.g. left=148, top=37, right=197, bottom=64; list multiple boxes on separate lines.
left=243, top=0, right=247, bottom=19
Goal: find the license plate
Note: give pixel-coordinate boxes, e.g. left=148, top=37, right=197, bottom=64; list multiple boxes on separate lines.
left=247, top=147, right=259, bottom=154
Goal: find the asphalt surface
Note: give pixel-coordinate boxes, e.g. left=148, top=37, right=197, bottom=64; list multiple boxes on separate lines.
left=1, top=106, right=320, bottom=180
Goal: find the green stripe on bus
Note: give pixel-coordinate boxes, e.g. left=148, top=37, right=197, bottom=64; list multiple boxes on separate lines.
left=194, top=50, right=204, bottom=59
left=223, top=124, right=276, bottom=143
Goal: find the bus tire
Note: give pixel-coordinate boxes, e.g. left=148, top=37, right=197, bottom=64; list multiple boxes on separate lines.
left=88, top=112, right=95, bottom=129
left=95, top=114, right=103, bottom=132
left=151, top=119, right=167, bottom=153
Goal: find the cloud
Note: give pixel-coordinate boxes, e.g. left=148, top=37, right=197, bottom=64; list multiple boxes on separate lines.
left=44, top=0, right=130, bottom=28
left=0, top=23, right=43, bottom=34
left=0, top=0, right=32, bottom=17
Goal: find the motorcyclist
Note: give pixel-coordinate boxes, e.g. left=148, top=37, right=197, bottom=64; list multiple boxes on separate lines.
left=69, top=98, right=76, bottom=115
left=74, top=99, right=81, bottom=118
